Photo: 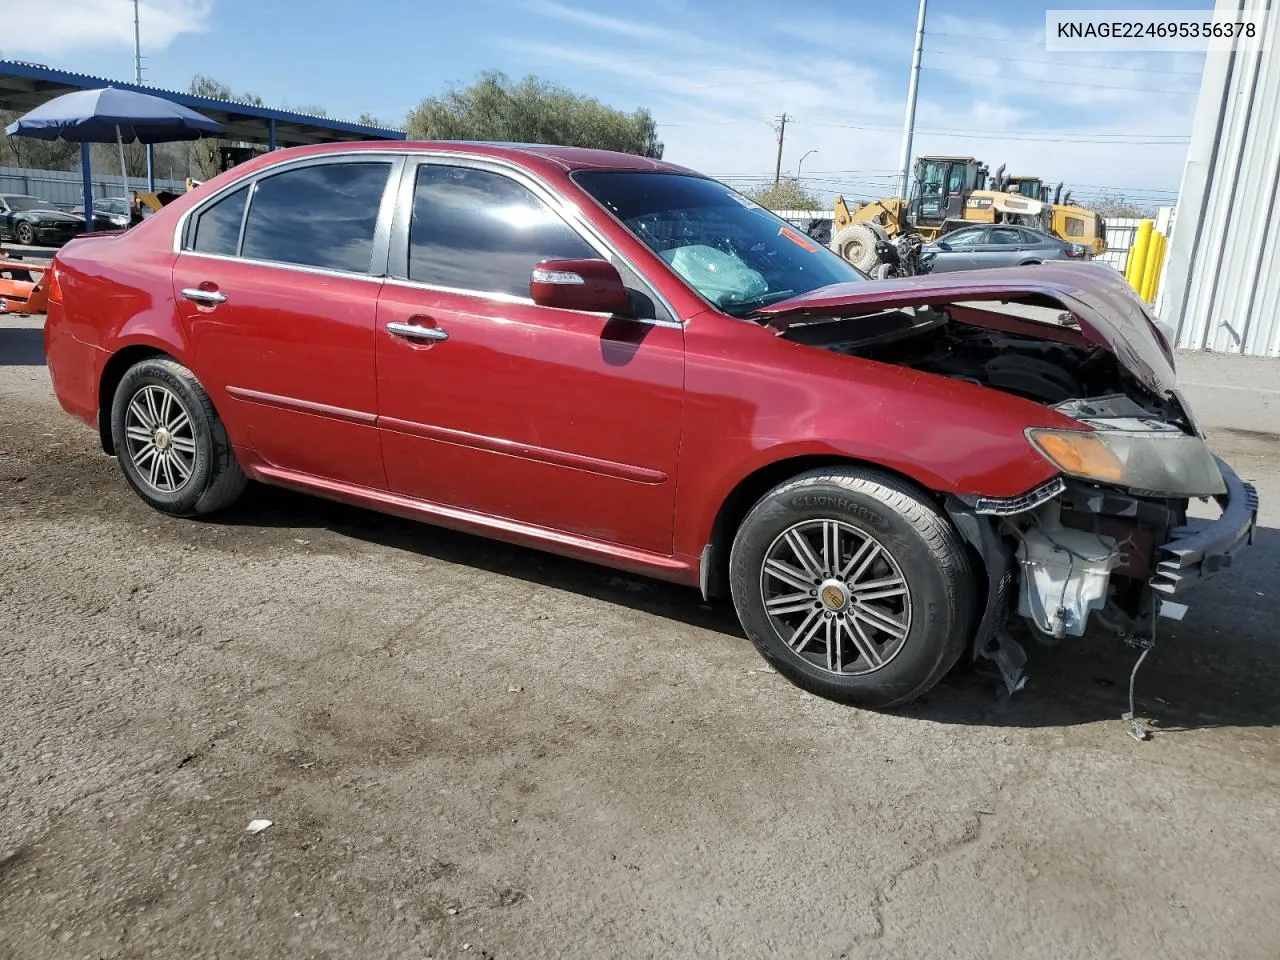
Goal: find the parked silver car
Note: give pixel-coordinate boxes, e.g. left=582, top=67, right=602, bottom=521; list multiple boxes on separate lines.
left=923, top=225, right=1090, bottom=273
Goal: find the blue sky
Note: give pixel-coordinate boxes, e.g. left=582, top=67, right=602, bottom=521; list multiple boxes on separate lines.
left=10, top=0, right=1215, bottom=205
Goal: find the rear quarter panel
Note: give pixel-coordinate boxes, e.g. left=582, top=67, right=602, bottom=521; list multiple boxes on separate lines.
left=47, top=224, right=189, bottom=429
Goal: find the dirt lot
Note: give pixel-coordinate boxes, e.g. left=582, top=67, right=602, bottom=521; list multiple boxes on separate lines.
left=3, top=312, right=1279, bottom=959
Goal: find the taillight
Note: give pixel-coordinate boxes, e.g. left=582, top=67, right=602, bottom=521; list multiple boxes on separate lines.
left=46, top=261, right=62, bottom=303
left=1064, top=244, right=1086, bottom=259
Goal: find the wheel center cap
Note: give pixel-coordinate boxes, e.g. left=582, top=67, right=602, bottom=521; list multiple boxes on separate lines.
left=154, top=429, right=170, bottom=451
left=818, top=579, right=850, bottom=612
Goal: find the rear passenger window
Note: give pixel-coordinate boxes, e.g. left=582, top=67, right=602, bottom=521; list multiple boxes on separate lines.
left=191, top=185, right=247, bottom=256
left=989, top=228, right=1022, bottom=245
left=240, top=162, right=391, bottom=274
left=408, top=165, right=597, bottom=297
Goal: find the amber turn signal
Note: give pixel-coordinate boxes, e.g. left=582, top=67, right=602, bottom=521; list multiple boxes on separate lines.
left=1027, top=429, right=1125, bottom=483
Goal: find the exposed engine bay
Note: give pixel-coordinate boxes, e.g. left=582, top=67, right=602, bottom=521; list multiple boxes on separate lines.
left=780, top=303, right=1184, bottom=417
left=779, top=301, right=1256, bottom=701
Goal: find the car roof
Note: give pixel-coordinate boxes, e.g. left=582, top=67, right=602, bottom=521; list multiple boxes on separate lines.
left=257, top=140, right=700, bottom=176
left=1, top=194, right=47, bottom=201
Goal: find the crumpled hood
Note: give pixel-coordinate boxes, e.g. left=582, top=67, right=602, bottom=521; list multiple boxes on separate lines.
left=753, top=262, right=1176, bottom=396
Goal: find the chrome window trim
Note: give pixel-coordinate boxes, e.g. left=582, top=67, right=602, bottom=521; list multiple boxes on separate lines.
left=175, top=249, right=387, bottom=284
left=380, top=275, right=683, bottom=328
left=173, top=151, right=408, bottom=264
left=233, top=181, right=254, bottom=256
left=172, top=147, right=683, bottom=325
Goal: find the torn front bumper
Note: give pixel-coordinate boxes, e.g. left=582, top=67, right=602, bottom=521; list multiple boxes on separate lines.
left=1151, top=457, right=1258, bottom=595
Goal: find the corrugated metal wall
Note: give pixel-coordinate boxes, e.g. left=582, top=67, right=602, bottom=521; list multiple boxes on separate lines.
left=1160, top=0, right=1280, bottom=356
left=0, top=166, right=186, bottom=211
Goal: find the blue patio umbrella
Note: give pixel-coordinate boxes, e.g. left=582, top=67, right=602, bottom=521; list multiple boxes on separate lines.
left=4, top=87, right=221, bottom=230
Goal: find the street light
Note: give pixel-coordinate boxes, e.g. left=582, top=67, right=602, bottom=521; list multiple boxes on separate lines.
left=797, top=149, right=818, bottom=180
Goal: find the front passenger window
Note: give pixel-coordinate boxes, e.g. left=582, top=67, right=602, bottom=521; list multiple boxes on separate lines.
left=408, top=165, right=597, bottom=298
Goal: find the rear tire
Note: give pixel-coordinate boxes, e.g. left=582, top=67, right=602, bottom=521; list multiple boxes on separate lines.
left=729, top=467, right=976, bottom=708
left=110, top=357, right=246, bottom=517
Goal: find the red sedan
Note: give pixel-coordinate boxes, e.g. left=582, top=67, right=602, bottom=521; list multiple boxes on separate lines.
left=43, top=142, right=1256, bottom=707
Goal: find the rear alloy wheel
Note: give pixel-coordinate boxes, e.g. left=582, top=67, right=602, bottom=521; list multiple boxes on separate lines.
left=110, top=357, right=246, bottom=516
left=15, top=222, right=35, bottom=245
left=729, top=467, right=976, bottom=708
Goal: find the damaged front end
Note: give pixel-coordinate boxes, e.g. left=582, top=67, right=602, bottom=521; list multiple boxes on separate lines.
left=757, top=264, right=1260, bottom=694
left=949, top=452, right=1256, bottom=693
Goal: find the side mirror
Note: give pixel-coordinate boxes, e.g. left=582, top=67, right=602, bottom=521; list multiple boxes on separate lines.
left=935, top=241, right=951, bottom=251
left=530, top=258, right=631, bottom=314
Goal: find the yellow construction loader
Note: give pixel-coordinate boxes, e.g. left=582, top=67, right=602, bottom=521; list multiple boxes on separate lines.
left=831, top=156, right=1105, bottom=271
left=994, top=173, right=1106, bottom=256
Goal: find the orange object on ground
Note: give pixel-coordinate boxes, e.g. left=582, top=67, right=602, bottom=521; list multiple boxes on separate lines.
left=0, top=252, right=51, bottom=314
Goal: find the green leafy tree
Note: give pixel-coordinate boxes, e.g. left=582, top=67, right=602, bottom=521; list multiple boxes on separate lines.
left=1079, top=195, right=1157, bottom=219
left=404, top=71, right=662, bottom=158
left=742, top=180, right=822, bottom=211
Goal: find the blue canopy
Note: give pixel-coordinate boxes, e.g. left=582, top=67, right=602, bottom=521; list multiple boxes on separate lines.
left=4, top=86, right=221, bottom=143
left=5, top=87, right=221, bottom=235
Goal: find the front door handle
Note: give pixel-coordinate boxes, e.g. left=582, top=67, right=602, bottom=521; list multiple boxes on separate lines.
left=180, top=287, right=227, bottom=305
left=386, top=321, right=448, bottom=343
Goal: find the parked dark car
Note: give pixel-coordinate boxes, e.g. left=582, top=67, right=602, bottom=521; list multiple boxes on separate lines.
left=0, top=194, right=85, bottom=246
left=924, top=224, right=1090, bottom=272
left=42, top=142, right=1255, bottom=709
left=69, top=197, right=131, bottom=231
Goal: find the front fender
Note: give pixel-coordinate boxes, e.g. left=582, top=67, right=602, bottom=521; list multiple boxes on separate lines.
left=673, top=316, right=1074, bottom=559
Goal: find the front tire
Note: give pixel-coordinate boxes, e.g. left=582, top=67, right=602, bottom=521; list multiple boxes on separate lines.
left=15, top=222, right=35, bottom=245
left=729, top=468, right=975, bottom=708
left=110, top=358, right=246, bottom=516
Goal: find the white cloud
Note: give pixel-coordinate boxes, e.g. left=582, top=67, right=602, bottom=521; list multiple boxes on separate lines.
left=2, top=0, right=211, bottom=58
left=522, top=0, right=686, bottom=45
left=499, top=3, right=1199, bottom=202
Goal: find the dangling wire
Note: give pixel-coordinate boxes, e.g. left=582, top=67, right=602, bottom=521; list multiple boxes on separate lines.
left=1121, top=609, right=1158, bottom=741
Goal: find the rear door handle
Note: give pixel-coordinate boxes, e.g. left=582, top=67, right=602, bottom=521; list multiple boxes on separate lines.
left=386, top=321, right=448, bottom=342
left=181, top=287, right=227, bottom=305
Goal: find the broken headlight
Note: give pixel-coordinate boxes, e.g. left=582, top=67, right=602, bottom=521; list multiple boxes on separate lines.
left=1027, top=427, right=1226, bottom=497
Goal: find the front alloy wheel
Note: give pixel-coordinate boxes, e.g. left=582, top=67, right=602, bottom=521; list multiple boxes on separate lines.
left=729, top=467, right=976, bottom=708
left=761, top=519, right=912, bottom=676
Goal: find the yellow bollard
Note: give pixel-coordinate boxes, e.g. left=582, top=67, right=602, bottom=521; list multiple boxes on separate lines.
left=1126, top=219, right=1153, bottom=289
left=1140, top=231, right=1165, bottom=303
left=1149, top=232, right=1169, bottom=302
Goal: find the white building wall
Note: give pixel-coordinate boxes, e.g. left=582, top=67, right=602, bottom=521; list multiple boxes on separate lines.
left=1160, top=0, right=1280, bottom=356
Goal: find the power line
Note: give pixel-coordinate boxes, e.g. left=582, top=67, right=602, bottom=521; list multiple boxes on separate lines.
left=795, top=119, right=1189, bottom=144
left=923, top=46, right=1205, bottom=77
left=675, top=116, right=1189, bottom=143
left=917, top=66, right=1196, bottom=95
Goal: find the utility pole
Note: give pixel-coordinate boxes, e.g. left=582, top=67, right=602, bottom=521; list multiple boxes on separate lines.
left=133, top=0, right=144, bottom=83
left=773, top=113, right=788, bottom=185
left=896, top=0, right=927, bottom=198
left=132, top=0, right=156, bottom=193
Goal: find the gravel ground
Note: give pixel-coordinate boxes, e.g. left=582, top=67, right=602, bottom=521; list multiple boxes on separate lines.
left=3, top=313, right=1279, bottom=960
